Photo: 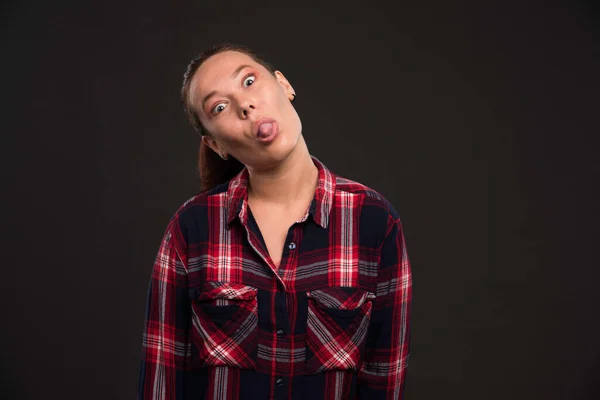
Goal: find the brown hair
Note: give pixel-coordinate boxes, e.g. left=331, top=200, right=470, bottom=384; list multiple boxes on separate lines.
left=180, top=42, right=277, bottom=193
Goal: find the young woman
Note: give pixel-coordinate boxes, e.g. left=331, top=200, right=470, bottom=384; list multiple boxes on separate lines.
left=138, top=42, right=412, bottom=400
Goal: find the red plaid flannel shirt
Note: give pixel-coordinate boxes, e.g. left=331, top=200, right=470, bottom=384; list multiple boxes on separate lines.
left=138, top=156, right=412, bottom=399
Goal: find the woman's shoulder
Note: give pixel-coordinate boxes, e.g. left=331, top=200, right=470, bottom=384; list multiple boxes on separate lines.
left=333, top=174, right=400, bottom=220
left=165, top=181, right=231, bottom=230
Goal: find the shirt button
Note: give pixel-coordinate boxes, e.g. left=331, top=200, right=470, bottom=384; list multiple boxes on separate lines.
left=276, top=377, right=284, bottom=387
left=276, top=329, right=284, bottom=336
left=288, top=242, right=296, bottom=250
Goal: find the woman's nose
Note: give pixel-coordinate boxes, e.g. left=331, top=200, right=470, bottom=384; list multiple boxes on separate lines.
left=240, top=103, right=255, bottom=118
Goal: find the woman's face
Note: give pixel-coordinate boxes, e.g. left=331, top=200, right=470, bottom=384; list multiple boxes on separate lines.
left=189, top=50, right=301, bottom=169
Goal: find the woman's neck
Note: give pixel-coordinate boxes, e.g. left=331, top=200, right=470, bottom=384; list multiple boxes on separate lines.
left=246, top=137, right=318, bottom=207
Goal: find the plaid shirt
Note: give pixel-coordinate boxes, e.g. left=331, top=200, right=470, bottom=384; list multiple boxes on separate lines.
left=138, top=156, right=412, bottom=400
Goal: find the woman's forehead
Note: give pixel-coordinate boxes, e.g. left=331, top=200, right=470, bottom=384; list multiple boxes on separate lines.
left=197, top=52, right=258, bottom=84
left=191, top=51, right=260, bottom=102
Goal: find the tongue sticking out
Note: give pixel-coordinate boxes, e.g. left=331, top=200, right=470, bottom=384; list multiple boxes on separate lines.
left=258, top=122, right=274, bottom=138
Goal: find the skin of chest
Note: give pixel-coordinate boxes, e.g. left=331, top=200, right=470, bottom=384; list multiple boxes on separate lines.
left=248, top=201, right=308, bottom=268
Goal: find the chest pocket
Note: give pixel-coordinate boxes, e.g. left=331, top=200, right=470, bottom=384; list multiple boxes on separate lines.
left=305, top=286, right=376, bottom=374
left=189, top=282, right=258, bottom=369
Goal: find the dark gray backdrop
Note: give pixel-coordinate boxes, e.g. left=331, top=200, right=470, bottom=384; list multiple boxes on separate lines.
left=2, top=0, right=599, bottom=399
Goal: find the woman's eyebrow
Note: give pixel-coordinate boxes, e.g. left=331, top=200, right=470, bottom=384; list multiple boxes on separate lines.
left=231, top=64, right=252, bottom=79
left=201, top=64, right=253, bottom=110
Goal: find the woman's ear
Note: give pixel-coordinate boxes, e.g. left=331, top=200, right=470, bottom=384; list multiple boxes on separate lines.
left=274, top=70, right=296, bottom=101
left=202, top=135, right=221, bottom=155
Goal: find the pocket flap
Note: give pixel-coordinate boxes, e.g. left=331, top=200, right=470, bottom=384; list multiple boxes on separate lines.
left=189, top=282, right=258, bottom=301
left=306, top=287, right=375, bottom=310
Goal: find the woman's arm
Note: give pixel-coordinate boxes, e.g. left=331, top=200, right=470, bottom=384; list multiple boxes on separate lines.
left=357, top=215, right=413, bottom=399
left=138, top=222, right=191, bottom=400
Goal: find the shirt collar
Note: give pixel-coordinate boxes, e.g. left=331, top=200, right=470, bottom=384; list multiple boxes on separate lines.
left=226, top=155, right=335, bottom=229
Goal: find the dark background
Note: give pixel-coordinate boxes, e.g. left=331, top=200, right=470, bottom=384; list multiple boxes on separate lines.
left=2, top=0, right=599, bottom=399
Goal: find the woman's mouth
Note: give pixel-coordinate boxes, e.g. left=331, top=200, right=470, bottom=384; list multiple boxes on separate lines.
left=257, top=122, right=274, bottom=138
left=254, top=118, right=279, bottom=143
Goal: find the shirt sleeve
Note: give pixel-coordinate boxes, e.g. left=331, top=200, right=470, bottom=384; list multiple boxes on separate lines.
left=357, top=215, right=412, bottom=399
left=138, top=221, right=191, bottom=400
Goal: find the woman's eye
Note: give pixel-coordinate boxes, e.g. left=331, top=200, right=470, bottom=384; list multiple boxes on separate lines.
left=243, top=74, right=255, bottom=87
left=212, top=102, right=226, bottom=114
